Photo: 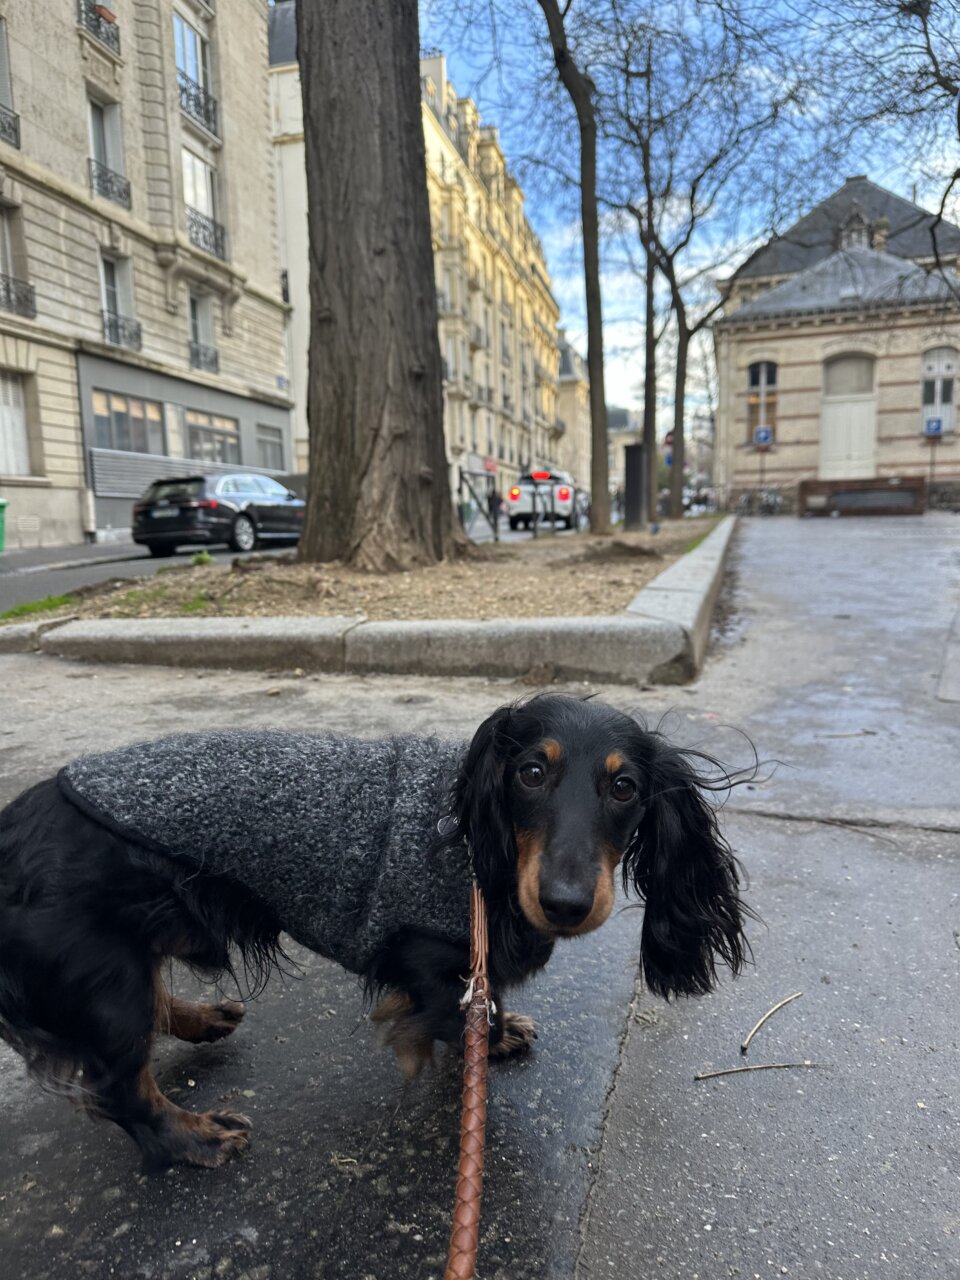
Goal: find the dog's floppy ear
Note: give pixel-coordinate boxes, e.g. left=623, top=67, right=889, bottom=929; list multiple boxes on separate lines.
left=623, top=742, right=749, bottom=999
left=447, top=705, right=516, bottom=882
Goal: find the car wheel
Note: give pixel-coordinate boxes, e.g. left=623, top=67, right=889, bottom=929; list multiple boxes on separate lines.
left=509, top=517, right=519, bottom=531
left=147, top=544, right=176, bottom=558
left=230, top=514, right=257, bottom=553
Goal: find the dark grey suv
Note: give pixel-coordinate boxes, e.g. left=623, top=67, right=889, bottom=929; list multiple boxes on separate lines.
left=132, top=473, right=305, bottom=557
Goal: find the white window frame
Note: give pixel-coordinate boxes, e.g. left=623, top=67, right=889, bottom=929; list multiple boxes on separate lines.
left=0, top=18, right=14, bottom=111
left=188, top=291, right=215, bottom=348
left=99, top=252, right=134, bottom=319
left=181, top=147, right=217, bottom=218
left=173, top=13, right=210, bottom=91
left=0, top=370, right=30, bottom=476
left=88, top=96, right=124, bottom=175
left=922, top=346, right=957, bottom=435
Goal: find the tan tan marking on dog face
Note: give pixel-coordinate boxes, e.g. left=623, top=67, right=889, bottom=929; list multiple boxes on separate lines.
left=605, top=751, right=625, bottom=774
left=515, top=828, right=551, bottom=932
left=542, top=739, right=562, bottom=764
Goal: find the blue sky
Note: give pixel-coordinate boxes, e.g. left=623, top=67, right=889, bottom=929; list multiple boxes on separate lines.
left=419, top=2, right=960, bottom=414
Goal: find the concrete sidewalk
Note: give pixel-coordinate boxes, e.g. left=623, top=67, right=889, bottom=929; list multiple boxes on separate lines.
left=0, top=516, right=738, bottom=685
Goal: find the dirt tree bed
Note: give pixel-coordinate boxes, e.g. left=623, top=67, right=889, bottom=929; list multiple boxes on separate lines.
left=7, top=521, right=716, bottom=625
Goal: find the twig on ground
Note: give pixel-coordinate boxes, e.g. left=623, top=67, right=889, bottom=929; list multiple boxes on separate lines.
left=695, top=1061, right=819, bottom=1082
left=740, top=991, right=803, bottom=1055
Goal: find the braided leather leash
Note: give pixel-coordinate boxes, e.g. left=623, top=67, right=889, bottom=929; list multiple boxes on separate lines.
left=444, top=880, right=491, bottom=1280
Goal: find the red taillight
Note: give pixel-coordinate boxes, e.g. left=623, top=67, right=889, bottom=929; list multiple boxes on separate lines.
left=509, top=487, right=521, bottom=501
left=558, top=486, right=571, bottom=500
left=531, top=471, right=551, bottom=480
left=183, top=499, right=219, bottom=510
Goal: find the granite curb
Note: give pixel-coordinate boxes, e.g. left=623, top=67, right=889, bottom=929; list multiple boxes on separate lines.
left=3, top=516, right=738, bottom=685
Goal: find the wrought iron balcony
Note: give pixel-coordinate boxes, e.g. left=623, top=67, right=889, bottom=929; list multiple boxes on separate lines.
left=77, top=0, right=120, bottom=55
left=189, top=340, right=219, bottom=373
left=102, top=309, right=142, bottom=351
left=0, top=273, right=36, bottom=319
left=89, top=158, right=131, bottom=209
left=0, top=103, right=20, bottom=150
left=178, top=71, right=219, bottom=138
left=186, top=206, right=227, bottom=260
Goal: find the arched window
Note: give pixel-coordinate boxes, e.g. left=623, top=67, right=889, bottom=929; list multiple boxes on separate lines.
left=823, top=354, right=874, bottom=397
left=747, top=361, right=776, bottom=443
left=921, top=347, right=956, bottom=434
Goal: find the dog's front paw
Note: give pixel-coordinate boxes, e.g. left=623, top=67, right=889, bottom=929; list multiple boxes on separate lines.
left=199, top=1000, right=246, bottom=1042
left=371, top=992, right=434, bottom=1080
left=490, top=1012, right=537, bottom=1059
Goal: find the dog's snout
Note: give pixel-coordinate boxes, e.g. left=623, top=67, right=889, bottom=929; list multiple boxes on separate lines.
left=539, top=884, right=593, bottom=929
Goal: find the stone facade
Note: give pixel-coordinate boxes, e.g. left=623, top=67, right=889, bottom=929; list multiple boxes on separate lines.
left=557, top=328, right=590, bottom=488
left=267, top=10, right=588, bottom=497
left=714, top=179, right=960, bottom=510
left=0, top=0, right=291, bottom=547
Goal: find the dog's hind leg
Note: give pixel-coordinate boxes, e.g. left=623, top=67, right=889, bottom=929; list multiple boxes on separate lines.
left=92, top=1062, right=252, bottom=1173
left=154, top=975, right=245, bottom=1044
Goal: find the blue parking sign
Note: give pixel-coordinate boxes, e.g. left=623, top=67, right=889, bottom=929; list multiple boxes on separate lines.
left=924, top=418, right=943, bottom=437
left=754, top=426, right=772, bottom=447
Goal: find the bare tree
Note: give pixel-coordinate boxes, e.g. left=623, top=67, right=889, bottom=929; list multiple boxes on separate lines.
left=295, top=0, right=460, bottom=570
left=600, top=0, right=812, bottom=516
left=535, top=1, right=612, bottom=534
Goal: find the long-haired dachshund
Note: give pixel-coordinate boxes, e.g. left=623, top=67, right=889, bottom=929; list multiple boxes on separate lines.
left=0, top=694, right=749, bottom=1172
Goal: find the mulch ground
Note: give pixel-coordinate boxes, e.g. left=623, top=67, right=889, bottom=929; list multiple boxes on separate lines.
left=4, top=519, right=716, bottom=625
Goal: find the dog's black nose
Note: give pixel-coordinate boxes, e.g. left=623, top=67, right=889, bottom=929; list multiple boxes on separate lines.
left=539, top=887, right=592, bottom=929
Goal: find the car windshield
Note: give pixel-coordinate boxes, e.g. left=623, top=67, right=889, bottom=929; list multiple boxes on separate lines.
left=145, top=479, right=204, bottom=502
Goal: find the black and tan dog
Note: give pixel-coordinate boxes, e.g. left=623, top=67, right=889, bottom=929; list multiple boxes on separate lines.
left=0, top=694, right=749, bottom=1171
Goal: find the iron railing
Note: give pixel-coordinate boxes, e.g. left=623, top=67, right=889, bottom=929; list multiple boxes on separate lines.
left=77, top=0, right=120, bottom=54
left=102, top=309, right=142, bottom=350
left=0, top=103, right=20, bottom=149
left=89, top=158, right=131, bottom=209
left=177, top=71, right=219, bottom=137
left=189, top=340, right=219, bottom=373
left=186, top=206, right=227, bottom=260
left=0, top=273, right=36, bottom=319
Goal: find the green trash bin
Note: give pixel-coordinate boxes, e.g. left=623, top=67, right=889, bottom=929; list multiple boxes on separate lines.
left=0, top=498, right=7, bottom=553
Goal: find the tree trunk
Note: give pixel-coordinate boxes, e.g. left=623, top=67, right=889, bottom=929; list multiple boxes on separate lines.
left=642, top=237, right=657, bottom=526
left=669, top=323, right=688, bottom=519
left=295, top=0, right=458, bottom=570
left=536, top=0, right=611, bottom=535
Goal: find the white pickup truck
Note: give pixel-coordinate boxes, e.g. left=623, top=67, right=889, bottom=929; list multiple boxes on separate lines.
left=506, top=470, right=579, bottom=531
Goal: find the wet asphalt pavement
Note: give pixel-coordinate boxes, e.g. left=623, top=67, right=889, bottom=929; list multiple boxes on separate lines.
left=0, top=513, right=958, bottom=1279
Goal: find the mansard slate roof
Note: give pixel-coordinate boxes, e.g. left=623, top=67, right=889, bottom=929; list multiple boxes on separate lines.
left=734, top=176, right=960, bottom=280
left=725, top=246, right=960, bottom=324
left=268, top=1, right=297, bottom=67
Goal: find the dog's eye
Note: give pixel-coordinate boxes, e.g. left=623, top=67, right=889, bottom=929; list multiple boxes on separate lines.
left=518, top=763, right=546, bottom=789
left=611, top=776, right=637, bottom=802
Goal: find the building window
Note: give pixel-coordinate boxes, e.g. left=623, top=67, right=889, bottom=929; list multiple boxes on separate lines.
left=0, top=369, right=29, bottom=474
left=746, top=361, right=777, bottom=442
left=823, top=354, right=874, bottom=397
left=92, top=391, right=165, bottom=455
left=88, top=97, right=130, bottom=208
left=0, top=19, right=20, bottom=149
left=100, top=254, right=140, bottom=349
left=0, top=209, right=34, bottom=318
left=188, top=292, right=218, bottom=371
left=174, top=13, right=218, bottom=137
left=922, top=346, right=956, bottom=434
left=185, top=410, right=240, bottom=463
left=256, top=424, right=284, bottom=471
left=182, top=148, right=225, bottom=259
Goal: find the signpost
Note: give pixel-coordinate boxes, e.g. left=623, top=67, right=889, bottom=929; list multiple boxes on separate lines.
left=754, top=425, right=772, bottom=496
left=924, top=418, right=943, bottom=497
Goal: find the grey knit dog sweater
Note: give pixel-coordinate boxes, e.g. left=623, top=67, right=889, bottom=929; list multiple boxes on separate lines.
left=58, top=730, right=472, bottom=974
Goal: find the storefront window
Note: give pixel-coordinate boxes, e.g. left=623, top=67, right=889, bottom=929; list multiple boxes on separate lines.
left=92, top=390, right=165, bottom=454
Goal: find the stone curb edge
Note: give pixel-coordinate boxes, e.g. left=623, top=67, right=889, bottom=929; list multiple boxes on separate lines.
left=1, top=517, right=738, bottom=686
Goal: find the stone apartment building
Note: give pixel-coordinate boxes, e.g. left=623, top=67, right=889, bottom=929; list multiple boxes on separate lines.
left=714, top=177, right=960, bottom=510
left=0, top=0, right=291, bottom=547
left=267, top=6, right=586, bottom=498
left=556, top=327, right=590, bottom=487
